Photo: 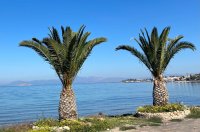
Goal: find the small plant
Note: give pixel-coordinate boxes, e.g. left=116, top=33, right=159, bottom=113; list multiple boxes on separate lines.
left=85, top=117, right=121, bottom=131
left=147, top=116, right=162, bottom=123
left=139, top=124, right=147, bottom=127
left=0, top=124, right=31, bottom=132
left=31, top=117, right=122, bottom=132
left=187, top=107, right=200, bottom=118
left=148, top=123, right=161, bottom=126
left=33, top=118, right=59, bottom=127
left=170, top=119, right=183, bottom=122
left=137, top=103, right=186, bottom=113
left=1, top=115, right=167, bottom=132
left=119, top=126, right=136, bottom=131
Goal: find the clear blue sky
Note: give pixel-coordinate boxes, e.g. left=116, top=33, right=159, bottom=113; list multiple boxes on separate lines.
left=0, top=0, right=200, bottom=84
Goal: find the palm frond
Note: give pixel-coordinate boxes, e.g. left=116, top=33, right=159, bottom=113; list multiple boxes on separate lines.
left=167, top=35, right=184, bottom=51
left=20, top=25, right=107, bottom=87
left=71, top=37, right=107, bottom=79
left=116, top=27, right=196, bottom=77
left=20, top=40, right=64, bottom=84
left=163, top=41, right=196, bottom=71
left=48, top=27, right=61, bottom=44
left=116, top=45, right=153, bottom=73
left=20, top=40, right=50, bottom=62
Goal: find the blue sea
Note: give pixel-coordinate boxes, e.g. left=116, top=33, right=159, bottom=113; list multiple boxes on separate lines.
left=0, top=82, right=200, bottom=126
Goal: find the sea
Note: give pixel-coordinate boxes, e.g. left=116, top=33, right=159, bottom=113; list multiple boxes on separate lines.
left=0, top=82, right=200, bottom=126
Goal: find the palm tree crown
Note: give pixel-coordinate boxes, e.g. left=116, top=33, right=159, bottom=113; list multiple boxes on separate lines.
left=20, top=25, right=107, bottom=86
left=116, top=27, right=195, bottom=78
left=116, top=27, right=195, bottom=106
left=20, top=25, right=107, bottom=119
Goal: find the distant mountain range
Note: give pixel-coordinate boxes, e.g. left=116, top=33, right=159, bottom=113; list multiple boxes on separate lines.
left=5, top=77, right=125, bottom=86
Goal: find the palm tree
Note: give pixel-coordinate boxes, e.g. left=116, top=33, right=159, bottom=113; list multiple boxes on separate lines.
left=116, top=27, right=195, bottom=106
left=20, top=25, right=107, bottom=120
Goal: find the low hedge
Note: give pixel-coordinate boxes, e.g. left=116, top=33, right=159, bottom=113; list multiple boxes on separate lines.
left=137, top=103, right=186, bottom=113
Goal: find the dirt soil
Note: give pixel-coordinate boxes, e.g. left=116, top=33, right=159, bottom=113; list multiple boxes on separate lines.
left=110, top=119, right=200, bottom=132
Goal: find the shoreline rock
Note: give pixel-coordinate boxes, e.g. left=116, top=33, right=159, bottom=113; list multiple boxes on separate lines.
left=136, top=109, right=190, bottom=121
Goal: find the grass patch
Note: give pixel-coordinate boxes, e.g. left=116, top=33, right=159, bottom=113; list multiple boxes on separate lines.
left=148, top=123, right=161, bottom=126
left=30, top=116, right=163, bottom=132
left=33, top=118, right=59, bottom=127
left=137, top=103, right=186, bottom=113
left=186, top=107, right=200, bottom=118
left=139, top=124, right=147, bottom=127
left=170, top=119, right=183, bottom=122
left=0, top=124, right=32, bottom=132
left=139, top=116, right=163, bottom=126
left=0, top=115, right=165, bottom=132
left=30, top=117, right=124, bottom=132
left=119, top=126, right=136, bottom=131
left=147, top=116, right=162, bottom=123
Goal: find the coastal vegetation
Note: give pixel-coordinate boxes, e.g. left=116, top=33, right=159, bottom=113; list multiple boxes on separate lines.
left=122, top=73, right=200, bottom=83
left=116, top=27, right=196, bottom=106
left=1, top=107, right=199, bottom=132
left=19, top=25, right=107, bottom=120
left=186, top=107, right=200, bottom=118
left=137, top=103, right=186, bottom=113
left=0, top=116, right=163, bottom=132
left=2, top=107, right=199, bottom=132
left=122, top=78, right=152, bottom=83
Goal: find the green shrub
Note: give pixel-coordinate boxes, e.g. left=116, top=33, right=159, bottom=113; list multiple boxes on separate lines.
left=148, top=123, right=161, bottom=126
left=81, top=117, right=121, bottom=131
left=187, top=107, right=200, bottom=118
left=2, top=115, right=167, bottom=132
left=137, top=103, right=186, bottom=113
left=170, top=119, right=183, bottom=122
left=119, top=126, right=136, bottom=131
left=0, top=124, right=31, bottom=132
left=33, top=118, right=59, bottom=127
left=61, top=120, right=90, bottom=132
left=60, top=119, right=85, bottom=126
left=147, top=116, right=162, bottom=123
left=31, top=117, right=121, bottom=132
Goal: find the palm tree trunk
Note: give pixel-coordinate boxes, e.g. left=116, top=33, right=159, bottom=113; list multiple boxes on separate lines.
left=153, top=76, right=169, bottom=106
left=59, top=85, right=77, bottom=120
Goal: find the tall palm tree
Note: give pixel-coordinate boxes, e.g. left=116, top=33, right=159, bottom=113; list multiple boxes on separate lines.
left=20, top=25, right=107, bottom=120
left=116, top=27, right=195, bottom=106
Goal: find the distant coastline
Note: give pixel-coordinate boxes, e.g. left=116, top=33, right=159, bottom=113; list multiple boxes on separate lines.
left=1, top=77, right=125, bottom=87
left=174, top=80, right=200, bottom=83
left=122, top=73, right=200, bottom=83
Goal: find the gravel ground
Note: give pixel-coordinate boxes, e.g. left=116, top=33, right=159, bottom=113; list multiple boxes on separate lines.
left=110, top=119, right=200, bottom=132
